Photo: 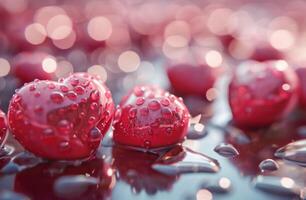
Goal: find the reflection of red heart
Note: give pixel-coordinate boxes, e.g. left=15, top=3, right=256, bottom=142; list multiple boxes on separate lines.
left=8, top=73, right=115, bottom=160
left=0, top=109, right=8, bottom=148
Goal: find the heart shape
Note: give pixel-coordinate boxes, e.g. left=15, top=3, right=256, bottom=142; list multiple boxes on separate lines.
left=8, top=73, right=115, bottom=160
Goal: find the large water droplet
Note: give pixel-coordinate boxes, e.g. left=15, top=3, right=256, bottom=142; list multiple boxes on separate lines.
left=152, top=146, right=220, bottom=175
left=214, top=143, right=239, bottom=158
left=148, top=100, right=161, bottom=111
left=51, top=92, right=64, bottom=104
left=254, top=175, right=300, bottom=196
left=275, top=139, right=306, bottom=167
left=187, top=123, right=207, bottom=140
left=136, top=97, right=145, bottom=106
left=54, top=175, right=99, bottom=199
left=89, top=127, right=102, bottom=141
left=259, top=159, right=279, bottom=171
left=201, top=177, right=232, bottom=194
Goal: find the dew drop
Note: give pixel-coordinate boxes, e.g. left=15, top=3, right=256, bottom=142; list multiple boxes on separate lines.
left=51, top=92, right=64, bottom=104
left=161, top=98, right=170, bottom=106
left=60, top=85, right=69, bottom=93
left=29, top=84, right=36, bottom=91
left=74, top=86, right=85, bottom=95
left=59, top=141, right=70, bottom=149
left=43, top=128, right=54, bottom=135
left=136, top=97, right=145, bottom=106
left=88, top=116, right=96, bottom=124
left=148, top=100, right=161, bottom=111
left=161, top=107, right=173, bottom=119
left=89, top=127, right=102, bottom=140
left=90, top=102, right=98, bottom=110
left=34, top=105, right=43, bottom=114
left=214, top=143, right=239, bottom=158
left=152, top=146, right=220, bottom=175
left=139, top=107, right=149, bottom=116
left=90, top=90, right=100, bottom=101
left=259, top=159, right=279, bottom=171
left=48, top=83, right=56, bottom=89
left=57, top=120, right=73, bottom=134
left=66, top=91, right=77, bottom=101
left=70, top=78, right=79, bottom=86
left=275, top=139, right=306, bottom=167
left=133, top=86, right=145, bottom=97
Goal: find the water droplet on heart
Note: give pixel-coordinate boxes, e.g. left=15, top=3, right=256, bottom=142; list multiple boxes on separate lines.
left=70, top=78, right=79, bottom=86
left=152, top=146, right=220, bottom=175
left=148, top=100, right=161, bottom=111
left=90, top=90, right=100, bottom=101
left=81, top=80, right=90, bottom=87
left=259, top=159, right=279, bottom=171
left=88, top=116, right=96, bottom=124
left=60, top=85, right=69, bottom=93
left=79, top=112, right=85, bottom=118
left=144, top=140, right=151, bottom=149
left=67, top=91, right=77, bottom=100
left=59, top=141, right=70, bottom=149
left=134, top=86, right=145, bottom=97
left=43, top=128, right=54, bottom=135
left=70, top=103, right=79, bottom=110
left=161, top=98, right=170, bottom=106
left=254, top=176, right=300, bottom=196
left=57, top=120, right=73, bottom=134
left=48, top=83, right=56, bottom=89
left=51, top=92, right=64, bottom=104
left=89, top=127, right=101, bottom=140
left=214, top=143, right=239, bottom=157
left=275, top=139, right=306, bottom=167
left=34, top=92, right=41, bottom=97
left=34, top=105, right=43, bottom=113
left=74, top=86, right=85, bottom=95
left=129, top=108, right=137, bottom=119
left=161, top=107, right=172, bottom=119
left=54, top=175, right=99, bottom=199
left=136, top=97, right=145, bottom=106
left=29, top=85, right=36, bottom=91
left=140, top=107, right=149, bottom=116
left=90, top=102, right=98, bottom=110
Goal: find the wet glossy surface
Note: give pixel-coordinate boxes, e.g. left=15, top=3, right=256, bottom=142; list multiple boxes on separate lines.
left=1, top=88, right=306, bottom=200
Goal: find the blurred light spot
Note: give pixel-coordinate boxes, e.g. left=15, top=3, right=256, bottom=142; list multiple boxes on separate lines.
left=219, top=177, right=231, bottom=189
left=34, top=6, right=66, bottom=27
left=280, top=177, right=295, bottom=188
left=118, top=51, right=140, bottom=72
left=206, top=88, right=218, bottom=101
left=42, top=57, right=57, bottom=73
left=2, top=0, right=28, bottom=13
left=194, top=123, right=205, bottom=132
left=0, top=58, right=10, bottom=77
left=275, top=60, right=288, bottom=71
left=88, top=65, right=107, bottom=82
left=55, top=61, right=73, bottom=78
left=270, top=29, right=295, bottom=50
left=52, top=31, right=76, bottom=49
left=205, top=50, right=222, bottom=68
left=282, top=83, right=291, bottom=91
left=24, top=23, right=47, bottom=45
left=47, top=14, right=73, bottom=40
left=207, top=8, right=233, bottom=35
left=137, top=61, right=155, bottom=82
left=107, top=168, right=113, bottom=176
left=228, top=39, right=254, bottom=60
left=165, top=35, right=188, bottom=48
left=196, top=189, right=213, bottom=200
left=87, top=16, right=112, bottom=41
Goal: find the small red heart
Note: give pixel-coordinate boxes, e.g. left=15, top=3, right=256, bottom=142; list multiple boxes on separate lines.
left=8, top=73, right=115, bottom=160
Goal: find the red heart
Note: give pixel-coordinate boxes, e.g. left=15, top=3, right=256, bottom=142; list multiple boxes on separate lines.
left=8, top=73, right=115, bottom=160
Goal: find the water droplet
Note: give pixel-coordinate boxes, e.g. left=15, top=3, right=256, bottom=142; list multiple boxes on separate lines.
left=74, top=86, right=85, bottom=95
left=34, top=105, right=43, bottom=113
left=60, top=85, right=69, bottom=93
left=70, top=78, right=79, bottom=86
left=161, top=108, right=173, bottom=119
left=187, top=123, right=207, bottom=140
left=161, top=98, right=170, bottom=106
left=43, top=128, right=54, bottom=135
left=54, top=175, right=99, bottom=199
left=201, top=177, right=232, bottom=194
left=254, top=176, right=300, bottom=196
left=90, top=90, right=100, bottom=101
left=129, top=108, right=137, bottom=119
left=59, top=141, right=70, bottom=149
left=88, top=116, right=96, bottom=124
left=134, top=86, right=145, bottom=97
left=144, top=140, right=151, bottom=149
left=214, top=143, right=239, bottom=158
left=152, top=146, right=220, bottom=175
left=57, top=120, right=73, bottom=134
left=29, top=84, right=36, bottom=91
left=89, top=127, right=101, bottom=140
left=136, top=97, right=145, bottom=106
left=48, top=83, right=56, bottom=89
left=139, top=107, right=149, bottom=116
left=259, top=159, right=279, bottom=171
left=34, top=91, right=41, bottom=97
left=148, top=100, right=161, bottom=111
left=275, top=139, right=306, bottom=167
left=0, top=145, right=15, bottom=157
left=66, top=91, right=77, bottom=101
left=70, top=103, right=79, bottom=110
left=50, top=92, right=64, bottom=104
left=90, top=102, right=98, bottom=110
